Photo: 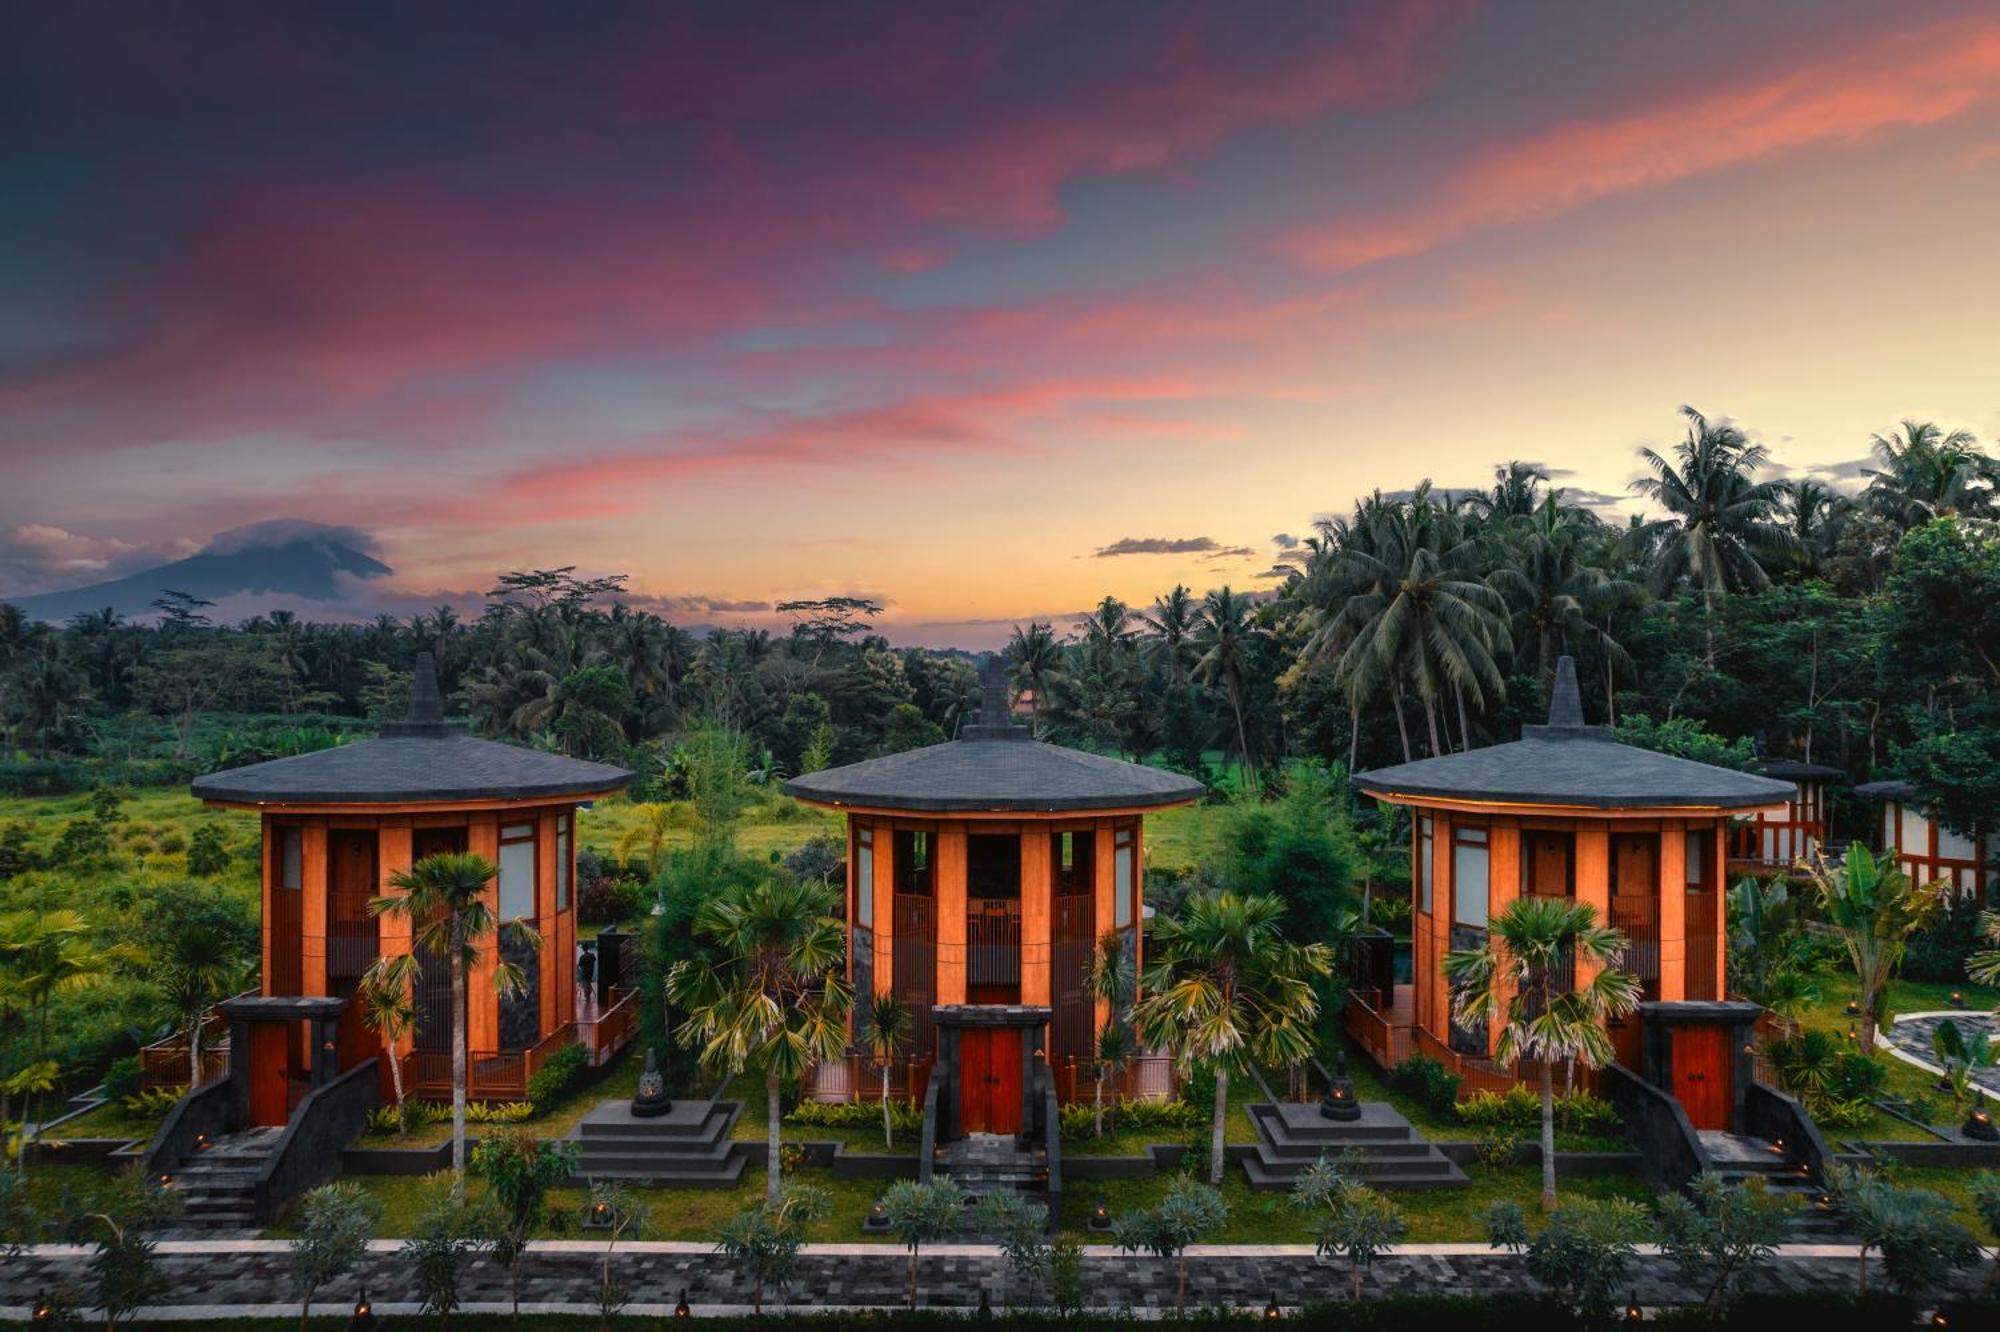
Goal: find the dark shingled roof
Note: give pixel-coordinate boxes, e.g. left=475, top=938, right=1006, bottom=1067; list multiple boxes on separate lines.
left=192, top=654, right=633, bottom=806
left=1353, top=657, right=1795, bottom=812
left=1854, top=778, right=1921, bottom=802
left=783, top=658, right=1204, bottom=813
left=1752, top=759, right=1846, bottom=782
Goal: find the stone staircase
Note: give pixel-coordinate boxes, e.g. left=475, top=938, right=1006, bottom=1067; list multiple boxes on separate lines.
left=572, top=1099, right=746, bottom=1187
left=1698, top=1131, right=1847, bottom=1240
left=1243, top=1102, right=1468, bottom=1191
left=937, top=1133, right=1048, bottom=1197
left=162, top=1126, right=282, bottom=1232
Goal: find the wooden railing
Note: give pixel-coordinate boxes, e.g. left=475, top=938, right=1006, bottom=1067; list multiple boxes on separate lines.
left=588, top=988, right=638, bottom=1064
left=808, top=1053, right=934, bottom=1106
left=1050, top=1053, right=1174, bottom=1104
left=137, top=989, right=255, bottom=1093
left=409, top=1025, right=577, bottom=1102
left=1345, top=987, right=1415, bottom=1071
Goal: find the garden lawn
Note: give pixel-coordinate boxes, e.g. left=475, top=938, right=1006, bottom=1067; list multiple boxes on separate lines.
left=1783, top=972, right=2000, bottom=1140
left=1331, top=1036, right=1628, bottom=1153
left=46, top=1098, right=171, bottom=1142
left=357, top=1055, right=644, bottom=1149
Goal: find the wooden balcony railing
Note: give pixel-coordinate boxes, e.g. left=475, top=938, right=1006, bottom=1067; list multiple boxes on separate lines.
left=409, top=1024, right=578, bottom=1103
left=1344, top=986, right=1415, bottom=1072
left=586, top=988, right=638, bottom=1065
left=136, top=988, right=256, bottom=1093
left=807, top=1054, right=935, bottom=1106
left=1050, top=1053, right=1174, bottom=1104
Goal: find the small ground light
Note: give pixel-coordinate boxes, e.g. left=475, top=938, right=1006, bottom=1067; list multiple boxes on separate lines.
left=1626, top=1292, right=1643, bottom=1321
left=1951, top=991, right=1964, bottom=1007
left=349, top=1293, right=376, bottom=1330
left=31, top=1300, right=53, bottom=1324
left=1265, top=1292, right=1282, bottom=1319
left=1845, top=1000, right=1860, bottom=1016
left=863, top=1200, right=890, bottom=1233
left=1845, top=1026, right=1857, bottom=1041
left=1089, top=1197, right=1113, bottom=1232
left=675, top=1287, right=691, bottom=1318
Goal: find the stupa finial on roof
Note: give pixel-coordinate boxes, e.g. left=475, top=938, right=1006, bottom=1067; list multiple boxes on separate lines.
left=1521, top=654, right=1612, bottom=742
left=378, top=651, right=471, bottom=738
left=961, top=655, right=1029, bottom=741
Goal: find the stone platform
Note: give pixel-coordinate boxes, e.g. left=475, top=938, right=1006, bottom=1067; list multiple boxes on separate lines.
left=1243, top=1101, right=1467, bottom=1191
left=570, top=1098, right=745, bottom=1187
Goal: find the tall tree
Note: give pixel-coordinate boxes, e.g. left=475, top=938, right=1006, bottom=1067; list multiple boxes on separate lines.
left=365, top=852, right=540, bottom=1193
left=1864, top=419, right=1996, bottom=527
left=1443, top=897, right=1641, bottom=1210
left=1193, top=587, right=1269, bottom=789
left=1803, top=843, right=1948, bottom=1053
left=667, top=874, right=849, bottom=1204
left=1131, top=890, right=1332, bottom=1185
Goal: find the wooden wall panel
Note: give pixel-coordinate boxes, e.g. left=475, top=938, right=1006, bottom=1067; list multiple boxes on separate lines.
left=1573, top=823, right=1610, bottom=989
left=1093, top=825, right=1116, bottom=1028
left=872, top=817, right=895, bottom=998
left=537, top=808, right=560, bottom=1039
left=260, top=815, right=276, bottom=998
left=1487, top=820, right=1521, bottom=1047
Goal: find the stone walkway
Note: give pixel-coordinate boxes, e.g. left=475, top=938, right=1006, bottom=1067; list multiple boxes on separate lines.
left=1, top=1240, right=1990, bottom=1317
left=1885, top=1011, right=2000, bottom=1096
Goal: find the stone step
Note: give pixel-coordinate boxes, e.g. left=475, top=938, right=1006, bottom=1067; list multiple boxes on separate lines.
left=576, top=1102, right=738, bottom=1141
left=1242, top=1153, right=1468, bottom=1192
left=1256, top=1137, right=1435, bottom=1161
left=1249, top=1104, right=1415, bottom=1143
left=575, top=1144, right=740, bottom=1174
left=577, top=1156, right=747, bottom=1189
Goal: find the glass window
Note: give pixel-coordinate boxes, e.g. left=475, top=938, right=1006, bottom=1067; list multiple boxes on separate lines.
left=1453, top=828, right=1489, bottom=928
left=499, top=828, right=535, bottom=920
left=1685, top=831, right=1707, bottom=886
left=278, top=826, right=302, bottom=890
left=855, top=827, right=873, bottom=928
left=1113, top=829, right=1133, bottom=930
left=556, top=815, right=572, bottom=911
left=1418, top=817, right=1433, bottom=914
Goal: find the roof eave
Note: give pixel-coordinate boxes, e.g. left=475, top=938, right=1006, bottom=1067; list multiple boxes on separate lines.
left=1359, top=786, right=1792, bottom=817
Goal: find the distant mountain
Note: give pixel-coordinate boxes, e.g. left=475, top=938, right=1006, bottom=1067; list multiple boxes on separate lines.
left=8, top=519, right=392, bottom=622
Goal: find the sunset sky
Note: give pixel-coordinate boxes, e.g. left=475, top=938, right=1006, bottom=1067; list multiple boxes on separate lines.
left=5, top=1, right=1999, bottom=646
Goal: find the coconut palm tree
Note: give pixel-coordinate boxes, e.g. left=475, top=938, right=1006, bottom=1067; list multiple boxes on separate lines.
left=1442, top=896, right=1641, bottom=1210
left=1139, top=585, right=1206, bottom=687
left=865, top=991, right=909, bottom=1149
left=1628, top=406, right=1792, bottom=661
left=1193, top=587, right=1269, bottom=791
left=1463, top=460, right=1552, bottom=521
left=1802, top=843, right=1949, bottom=1053
left=356, top=964, right=419, bottom=1134
left=1006, top=622, right=1060, bottom=735
left=1131, top=890, right=1333, bottom=1185
left=666, top=874, right=850, bottom=1204
left=1318, top=490, right=1511, bottom=758
left=1863, top=419, right=1996, bottom=527
left=1489, top=497, right=1636, bottom=688
left=365, top=851, right=540, bottom=1194
left=1777, top=478, right=1853, bottom=581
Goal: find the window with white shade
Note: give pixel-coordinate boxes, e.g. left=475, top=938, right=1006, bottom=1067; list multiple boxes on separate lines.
left=1418, top=816, right=1433, bottom=915
left=855, top=826, right=874, bottom=928
left=1114, top=827, right=1134, bottom=929
left=499, top=823, right=535, bottom=920
left=1452, top=826, right=1489, bottom=928
left=278, top=826, right=302, bottom=891
left=556, top=814, right=572, bottom=911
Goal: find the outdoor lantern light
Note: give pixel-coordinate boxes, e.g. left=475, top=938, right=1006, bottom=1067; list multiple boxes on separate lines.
left=348, top=1292, right=376, bottom=1330
left=1845, top=1026, right=1857, bottom=1042
left=31, top=1299, right=53, bottom=1324
left=1845, top=1000, right=1860, bottom=1017
left=1265, top=1292, right=1282, bottom=1319
left=1951, top=991, right=1965, bottom=1008
left=978, top=1289, right=993, bottom=1320
left=1089, top=1197, right=1113, bottom=1232
left=1625, top=1292, right=1643, bottom=1321
left=864, top=1200, right=890, bottom=1233
left=674, top=1288, right=692, bottom=1319
left=1321, top=1052, right=1361, bottom=1122
left=1964, top=1093, right=1999, bottom=1142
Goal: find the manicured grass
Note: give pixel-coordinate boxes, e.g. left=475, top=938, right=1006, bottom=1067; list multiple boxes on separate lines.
left=1780, top=971, right=2000, bottom=1139
left=47, top=1099, right=169, bottom=1142
left=360, top=1057, right=644, bottom=1148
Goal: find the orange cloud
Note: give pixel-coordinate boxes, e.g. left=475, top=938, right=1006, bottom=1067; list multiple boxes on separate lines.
left=1278, top=15, right=2000, bottom=271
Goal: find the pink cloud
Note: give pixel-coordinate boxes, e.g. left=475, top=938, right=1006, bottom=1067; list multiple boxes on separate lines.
left=1278, top=15, right=2000, bottom=271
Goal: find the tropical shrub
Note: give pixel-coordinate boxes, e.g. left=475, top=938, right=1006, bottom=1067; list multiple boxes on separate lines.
left=101, top=1056, right=140, bottom=1103
left=184, top=824, right=230, bottom=877
left=1766, top=1030, right=1887, bottom=1113
left=119, top=1087, right=184, bottom=1117
left=1655, top=1173, right=1796, bottom=1309
left=786, top=1098, right=921, bottom=1135
left=1485, top=1196, right=1653, bottom=1321
left=1386, top=1054, right=1461, bottom=1114
left=1455, top=1087, right=1619, bottom=1136
left=1901, top=897, right=1986, bottom=981
left=463, top=1100, right=534, bottom=1125
left=524, top=1041, right=591, bottom=1113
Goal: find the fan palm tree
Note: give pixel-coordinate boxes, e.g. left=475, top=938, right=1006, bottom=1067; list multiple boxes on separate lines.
left=1091, top=1024, right=1133, bottom=1139
left=865, top=991, right=909, bottom=1149
left=666, top=875, right=850, bottom=1204
left=1130, top=890, right=1333, bottom=1185
left=356, top=966, right=419, bottom=1134
left=1006, top=622, right=1060, bottom=735
left=1442, top=897, right=1641, bottom=1210
left=1802, top=843, right=1948, bottom=1053
left=1628, top=406, right=1792, bottom=661
left=365, top=851, right=540, bottom=1194
left=1193, top=587, right=1269, bottom=791
left=1863, top=419, right=1996, bottom=527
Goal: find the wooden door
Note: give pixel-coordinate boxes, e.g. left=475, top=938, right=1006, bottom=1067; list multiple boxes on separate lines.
left=959, top=1028, right=1023, bottom=1135
left=1525, top=832, right=1571, bottom=897
left=1672, top=1024, right=1734, bottom=1130
left=248, top=1022, right=290, bottom=1126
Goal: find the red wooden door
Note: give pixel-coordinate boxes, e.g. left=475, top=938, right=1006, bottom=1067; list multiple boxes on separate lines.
left=1672, top=1024, right=1734, bottom=1130
left=959, top=1029, right=1023, bottom=1135
left=248, top=1022, right=290, bottom=1126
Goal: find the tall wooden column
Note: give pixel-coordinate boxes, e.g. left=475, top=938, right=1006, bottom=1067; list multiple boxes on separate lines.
left=935, top=826, right=968, bottom=1005
left=536, top=807, right=561, bottom=1038
left=1657, top=823, right=1687, bottom=1002
left=260, top=816, right=277, bottom=998
left=1573, top=822, right=1610, bottom=988
left=1020, top=828, right=1051, bottom=1006
left=1093, top=824, right=1116, bottom=1030
left=466, top=813, right=500, bottom=1053
left=376, top=817, right=415, bottom=1093
left=872, top=819, right=895, bottom=999
left=300, top=819, right=329, bottom=998
left=1487, top=822, right=1521, bottom=1048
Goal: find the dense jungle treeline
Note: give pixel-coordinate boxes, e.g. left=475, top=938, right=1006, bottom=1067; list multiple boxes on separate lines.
left=1, top=408, right=1998, bottom=841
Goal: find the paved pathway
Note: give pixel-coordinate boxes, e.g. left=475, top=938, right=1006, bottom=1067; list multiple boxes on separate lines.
left=1885, top=1011, right=2000, bottom=1096
left=2, top=1240, right=1990, bottom=1317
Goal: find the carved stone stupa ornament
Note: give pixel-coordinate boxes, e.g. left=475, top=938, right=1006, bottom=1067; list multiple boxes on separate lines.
left=632, top=1046, right=672, bottom=1118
